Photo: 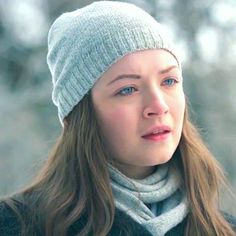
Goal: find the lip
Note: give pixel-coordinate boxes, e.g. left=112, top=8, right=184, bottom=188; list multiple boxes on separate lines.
left=142, top=125, right=171, bottom=137
left=141, top=125, right=171, bottom=141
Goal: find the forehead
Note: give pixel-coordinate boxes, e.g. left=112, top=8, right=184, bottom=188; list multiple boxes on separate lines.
left=103, top=49, right=179, bottom=76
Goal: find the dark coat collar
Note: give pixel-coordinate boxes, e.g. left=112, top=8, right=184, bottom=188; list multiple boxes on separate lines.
left=1, top=201, right=236, bottom=236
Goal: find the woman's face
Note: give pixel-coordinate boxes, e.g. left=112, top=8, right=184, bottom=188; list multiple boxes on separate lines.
left=91, top=49, right=185, bottom=179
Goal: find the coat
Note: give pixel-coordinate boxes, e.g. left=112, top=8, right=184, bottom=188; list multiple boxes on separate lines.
left=0, top=201, right=236, bottom=236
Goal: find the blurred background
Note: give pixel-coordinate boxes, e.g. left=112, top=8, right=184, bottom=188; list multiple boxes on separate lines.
left=0, top=0, right=235, bottom=214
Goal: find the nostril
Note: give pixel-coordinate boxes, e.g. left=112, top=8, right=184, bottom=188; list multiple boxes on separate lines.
left=143, top=94, right=169, bottom=118
left=147, top=111, right=157, bottom=116
left=143, top=106, right=169, bottom=118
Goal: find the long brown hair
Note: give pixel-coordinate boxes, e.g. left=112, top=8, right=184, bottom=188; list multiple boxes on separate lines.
left=4, top=94, right=235, bottom=235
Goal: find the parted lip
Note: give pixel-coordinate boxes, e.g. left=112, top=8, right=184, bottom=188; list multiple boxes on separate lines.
left=142, top=125, right=171, bottom=137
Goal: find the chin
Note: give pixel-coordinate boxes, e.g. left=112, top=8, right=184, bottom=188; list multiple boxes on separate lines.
left=153, top=155, right=173, bottom=166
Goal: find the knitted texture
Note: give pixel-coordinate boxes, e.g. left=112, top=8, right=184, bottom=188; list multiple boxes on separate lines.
left=109, top=162, right=189, bottom=236
left=47, top=1, right=179, bottom=125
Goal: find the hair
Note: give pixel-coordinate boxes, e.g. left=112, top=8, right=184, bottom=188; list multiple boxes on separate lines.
left=3, top=93, right=235, bottom=236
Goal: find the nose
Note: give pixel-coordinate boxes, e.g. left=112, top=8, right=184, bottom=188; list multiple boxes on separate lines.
left=143, top=89, right=169, bottom=118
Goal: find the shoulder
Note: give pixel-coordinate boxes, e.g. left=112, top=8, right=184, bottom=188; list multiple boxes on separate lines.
left=0, top=200, right=22, bottom=236
left=0, top=197, right=43, bottom=236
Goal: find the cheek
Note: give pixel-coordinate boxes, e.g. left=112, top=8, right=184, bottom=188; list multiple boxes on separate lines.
left=171, top=93, right=185, bottom=126
left=97, top=105, right=136, bottom=140
left=166, top=89, right=185, bottom=118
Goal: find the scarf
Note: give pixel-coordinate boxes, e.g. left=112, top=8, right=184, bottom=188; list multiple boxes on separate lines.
left=108, top=162, right=189, bottom=236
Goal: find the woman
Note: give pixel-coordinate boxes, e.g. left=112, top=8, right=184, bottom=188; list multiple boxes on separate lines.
left=0, top=1, right=235, bottom=236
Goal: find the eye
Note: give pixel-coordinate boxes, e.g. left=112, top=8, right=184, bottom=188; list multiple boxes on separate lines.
left=162, top=77, right=178, bottom=87
left=116, top=86, right=137, bottom=96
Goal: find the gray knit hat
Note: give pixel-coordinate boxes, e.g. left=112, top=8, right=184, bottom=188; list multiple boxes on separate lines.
left=47, top=1, right=179, bottom=125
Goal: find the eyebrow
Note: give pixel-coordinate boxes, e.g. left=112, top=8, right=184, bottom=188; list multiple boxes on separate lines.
left=107, top=65, right=179, bottom=86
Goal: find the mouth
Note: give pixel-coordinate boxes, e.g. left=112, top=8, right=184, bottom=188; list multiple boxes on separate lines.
left=141, top=126, right=171, bottom=141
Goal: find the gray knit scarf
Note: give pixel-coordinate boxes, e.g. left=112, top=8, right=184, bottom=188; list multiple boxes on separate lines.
left=108, top=162, right=189, bottom=236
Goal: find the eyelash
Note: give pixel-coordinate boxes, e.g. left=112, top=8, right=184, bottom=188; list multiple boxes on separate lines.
left=162, top=77, right=179, bottom=87
left=116, top=77, right=179, bottom=96
left=116, top=87, right=137, bottom=96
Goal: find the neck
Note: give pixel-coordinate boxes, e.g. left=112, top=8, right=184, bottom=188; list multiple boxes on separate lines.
left=113, top=162, right=157, bottom=179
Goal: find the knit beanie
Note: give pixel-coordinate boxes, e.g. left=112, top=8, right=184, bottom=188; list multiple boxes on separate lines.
left=47, top=1, right=179, bottom=125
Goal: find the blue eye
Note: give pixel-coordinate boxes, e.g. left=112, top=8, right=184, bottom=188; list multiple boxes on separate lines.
left=117, top=87, right=137, bottom=96
left=162, top=78, right=178, bottom=87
